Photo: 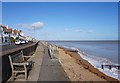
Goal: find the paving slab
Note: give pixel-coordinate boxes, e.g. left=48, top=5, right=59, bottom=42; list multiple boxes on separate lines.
left=38, top=47, right=70, bottom=81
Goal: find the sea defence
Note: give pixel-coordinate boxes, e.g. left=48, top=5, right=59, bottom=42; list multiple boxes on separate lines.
left=1, top=42, right=38, bottom=82
left=7, top=41, right=70, bottom=81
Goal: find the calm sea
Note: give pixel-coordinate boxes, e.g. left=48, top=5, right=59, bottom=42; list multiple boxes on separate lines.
left=47, top=41, right=119, bottom=65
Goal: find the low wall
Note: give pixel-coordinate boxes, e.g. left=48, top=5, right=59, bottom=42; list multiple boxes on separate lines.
left=2, top=42, right=38, bottom=82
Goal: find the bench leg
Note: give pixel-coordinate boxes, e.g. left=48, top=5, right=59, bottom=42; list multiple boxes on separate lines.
left=25, top=71, right=27, bottom=80
left=11, top=72, right=15, bottom=81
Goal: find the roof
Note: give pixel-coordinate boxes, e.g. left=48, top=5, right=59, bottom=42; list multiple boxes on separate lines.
left=13, top=29, right=18, bottom=35
left=5, top=28, right=12, bottom=33
left=0, top=25, right=12, bottom=33
left=1, top=25, right=7, bottom=31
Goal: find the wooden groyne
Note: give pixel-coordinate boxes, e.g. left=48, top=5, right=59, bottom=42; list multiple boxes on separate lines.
left=101, top=64, right=120, bottom=70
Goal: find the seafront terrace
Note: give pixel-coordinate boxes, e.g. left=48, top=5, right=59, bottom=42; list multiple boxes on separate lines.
left=2, top=42, right=119, bottom=82
left=7, top=42, right=70, bottom=81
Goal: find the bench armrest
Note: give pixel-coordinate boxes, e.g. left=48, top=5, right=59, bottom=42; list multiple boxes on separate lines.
left=13, top=62, right=28, bottom=66
left=23, top=56, right=34, bottom=58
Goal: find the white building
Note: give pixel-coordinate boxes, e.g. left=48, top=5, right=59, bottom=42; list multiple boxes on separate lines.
left=11, top=29, right=19, bottom=39
left=0, top=24, right=34, bottom=45
left=0, top=25, right=12, bottom=44
left=18, top=30, right=26, bottom=40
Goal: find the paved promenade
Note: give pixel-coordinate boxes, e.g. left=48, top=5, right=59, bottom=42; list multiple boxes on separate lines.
left=13, top=42, right=69, bottom=81
left=38, top=44, right=69, bottom=81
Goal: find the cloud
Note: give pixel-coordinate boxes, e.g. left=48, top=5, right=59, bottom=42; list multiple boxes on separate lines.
left=75, top=29, right=83, bottom=32
left=64, top=28, right=69, bottom=32
left=88, top=29, right=93, bottom=33
left=31, top=21, right=44, bottom=29
left=16, top=21, right=44, bottom=30
left=16, top=24, right=29, bottom=28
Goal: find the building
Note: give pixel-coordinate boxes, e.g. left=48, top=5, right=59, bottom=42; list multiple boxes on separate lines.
left=11, top=29, right=19, bottom=39
left=26, top=36, right=33, bottom=41
left=18, top=30, right=26, bottom=40
left=0, top=25, right=12, bottom=44
left=0, top=24, right=34, bottom=45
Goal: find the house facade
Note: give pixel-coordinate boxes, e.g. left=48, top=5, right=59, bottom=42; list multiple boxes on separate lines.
left=0, top=24, right=34, bottom=45
left=0, top=25, right=12, bottom=44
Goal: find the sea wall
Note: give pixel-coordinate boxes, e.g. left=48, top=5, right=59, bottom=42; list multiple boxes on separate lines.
left=1, top=42, right=38, bottom=82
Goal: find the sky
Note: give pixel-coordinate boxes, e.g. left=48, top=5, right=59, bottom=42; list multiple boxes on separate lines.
left=2, top=2, right=118, bottom=40
left=0, top=3, right=1, bottom=24
left=2, top=0, right=120, bottom=2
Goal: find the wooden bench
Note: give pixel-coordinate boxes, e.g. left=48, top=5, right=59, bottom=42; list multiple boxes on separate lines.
left=8, top=51, right=34, bottom=80
left=48, top=45, right=59, bottom=59
left=48, top=45, right=54, bottom=59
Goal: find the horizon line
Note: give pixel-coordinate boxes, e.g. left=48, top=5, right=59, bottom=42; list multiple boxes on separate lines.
left=39, top=40, right=119, bottom=41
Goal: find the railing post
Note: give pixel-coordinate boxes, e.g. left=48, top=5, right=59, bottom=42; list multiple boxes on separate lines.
left=101, top=65, right=104, bottom=69
left=109, top=65, right=111, bottom=70
left=118, top=66, right=120, bottom=70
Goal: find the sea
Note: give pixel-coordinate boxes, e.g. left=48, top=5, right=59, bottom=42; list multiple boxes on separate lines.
left=46, top=41, right=120, bottom=80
